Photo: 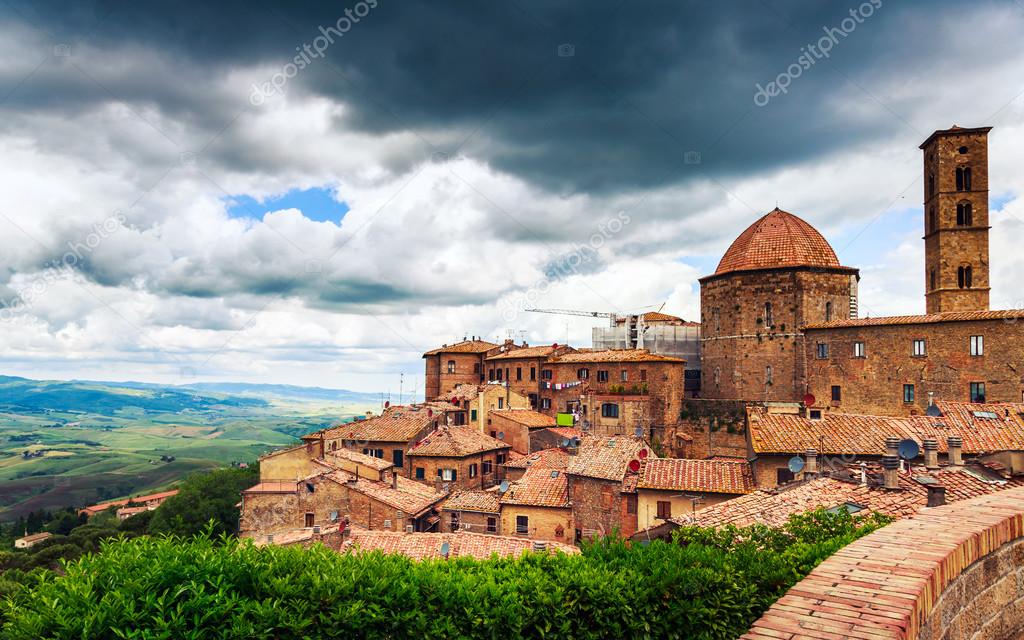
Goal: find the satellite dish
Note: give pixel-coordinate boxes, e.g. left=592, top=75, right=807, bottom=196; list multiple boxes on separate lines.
left=497, top=432, right=505, bottom=440
left=802, top=393, right=816, bottom=406
left=898, top=439, right=920, bottom=460
left=926, top=404, right=943, bottom=417
left=628, top=459, right=641, bottom=472
left=634, top=426, right=643, bottom=438
left=439, top=542, right=450, bottom=556
left=498, top=480, right=509, bottom=493
left=452, top=398, right=459, bottom=405
left=384, top=401, right=390, bottom=408
left=788, top=456, right=805, bottom=474
left=638, top=449, right=649, bottom=459
left=427, top=409, right=433, bottom=417
left=560, top=438, right=571, bottom=447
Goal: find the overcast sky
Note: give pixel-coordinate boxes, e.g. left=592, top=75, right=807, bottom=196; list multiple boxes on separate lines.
left=1, top=0, right=1023, bottom=395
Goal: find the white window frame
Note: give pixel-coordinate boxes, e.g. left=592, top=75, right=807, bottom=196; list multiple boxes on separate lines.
left=970, top=335, right=984, bottom=356
left=913, top=339, right=927, bottom=357
left=854, top=342, right=865, bottom=358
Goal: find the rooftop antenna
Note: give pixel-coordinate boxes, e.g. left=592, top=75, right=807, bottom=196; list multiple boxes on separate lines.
left=399, top=373, right=404, bottom=407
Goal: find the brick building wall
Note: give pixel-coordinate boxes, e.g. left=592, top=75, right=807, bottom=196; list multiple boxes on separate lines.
left=259, top=442, right=322, bottom=481
left=335, top=439, right=415, bottom=476
left=240, top=476, right=350, bottom=537
left=499, top=504, right=574, bottom=544
left=440, top=508, right=499, bottom=535
left=538, top=359, right=685, bottom=432
left=406, top=450, right=508, bottom=491
left=675, top=399, right=750, bottom=458
left=804, top=317, right=1024, bottom=416
left=700, top=267, right=857, bottom=403
left=425, top=352, right=488, bottom=400
left=486, top=412, right=532, bottom=455
left=568, top=475, right=636, bottom=539
left=922, top=127, right=991, bottom=314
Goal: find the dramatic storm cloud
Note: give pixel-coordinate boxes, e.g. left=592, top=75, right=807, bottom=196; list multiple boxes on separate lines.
left=1, top=0, right=1023, bottom=392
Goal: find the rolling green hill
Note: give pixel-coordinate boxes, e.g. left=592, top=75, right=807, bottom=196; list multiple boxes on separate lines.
left=0, top=376, right=379, bottom=521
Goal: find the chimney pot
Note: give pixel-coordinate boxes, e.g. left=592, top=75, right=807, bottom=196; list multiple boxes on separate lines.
left=882, top=455, right=900, bottom=490
left=923, top=438, right=939, bottom=469
left=926, top=484, right=946, bottom=507
left=947, top=436, right=963, bottom=466
left=884, top=437, right=900, bottom=457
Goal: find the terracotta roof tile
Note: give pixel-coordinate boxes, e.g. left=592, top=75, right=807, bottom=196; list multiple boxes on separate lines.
left=490, top=409, right=556, bottom=428
left=343, top=530, right=579, bottom=559
left=423, top=340, right=498, bottom=356
left=485, top=345, right=575, bottom=361
left=323, top=470, right=444, bottom=516
left=314, top=405, right=440, bottom=443
left=747, top=404, right=1024, bottom=456
left=804, top=308, right=1024, bottom=329
left=324, top=447, right=393, bottom=470
left=713, top=208, right=848, bottom=277
left=408, top=425, right=510, bottom=458
left=440, top=489, right=501, bottom=513
left=566, top=435, right=649, bottom=481
left=503, top=447, right=570, bottom=470
left=500, top=467, right=570, bottom=508
left=546, top=349, right=685, bottom=364
left=79, top=489, right=179, bottom=515
left=543, top=427, right=584, bottom=440
left=671, top=464, right=1024, bottom=529
left=638, top=458, right=755, bottom=494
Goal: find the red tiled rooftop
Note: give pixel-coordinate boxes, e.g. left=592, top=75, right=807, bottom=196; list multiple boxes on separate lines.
left=566, top=435, right=649, bottom=481
left=242, top=482, right=299, bottom=494
left=485, top=344, right=575, bottom=361
left=423, top=339, right=498, bottom=356
left=343, top=529, right=579, bottom=560
left=408, top=425, right=510, bottom=458
left=324, top=447, right=393, bottom=470
left=638, top=458, right=755, bottom=495
left=79, top=489, right=179, bottom=515
left=314, top=405, right=440, bottom=443
left=489, top=409, right=556, bottom=428
left=503, top=447, right=570, bottom=470
left=546, top=349, right=685, bottom=364
left=803, top=308, right=1024, bottom=329
left=711, top=208, right=850, bottom=277
left=440, top=489, right=501, bottom=513
left=499, top=467, right=570, bottom=508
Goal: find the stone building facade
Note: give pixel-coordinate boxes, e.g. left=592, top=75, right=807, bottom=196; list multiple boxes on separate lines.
left=483, top=344, right=575, bottom=408
left=423, top=339, right=498, bottom=399
left=405, top=425, right=511, bottom=491
left=699, top=208, right=859, bottom=403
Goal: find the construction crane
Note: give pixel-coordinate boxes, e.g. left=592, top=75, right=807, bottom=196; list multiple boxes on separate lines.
left=525, top=304, right=666, bottom=350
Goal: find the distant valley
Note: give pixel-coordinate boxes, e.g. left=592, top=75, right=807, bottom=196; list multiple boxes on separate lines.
left=0, top=375, right=382, bottom=521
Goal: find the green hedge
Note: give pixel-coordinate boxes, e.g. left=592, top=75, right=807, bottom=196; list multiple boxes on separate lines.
left=0, top=509, right=890, bottom=640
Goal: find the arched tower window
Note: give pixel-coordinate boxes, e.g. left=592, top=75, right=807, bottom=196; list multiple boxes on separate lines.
left=956, top=201, right=972, bottom=226
left=928, top=173, right=935, bottom=196
left=713, top=367, right=721, bottom=386
left=763, top=302, right=773, bottom=327
left=957, top=265, right=973, bottom=289
left=930, top=268, right=936, bottom=291
left=765, top=365, right=773, bottom=385
left=825, top=301, right=833, bottom=322
left=955, top=167, right=972, bottom=191
left=929, top=207, right=936, bottom=233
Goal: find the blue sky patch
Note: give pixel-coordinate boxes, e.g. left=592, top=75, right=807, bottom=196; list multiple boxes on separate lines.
left=225, top=187, right=349, bottom=223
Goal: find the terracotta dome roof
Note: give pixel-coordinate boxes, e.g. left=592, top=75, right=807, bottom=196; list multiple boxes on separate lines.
left=714, top=208, right=841, bottom=276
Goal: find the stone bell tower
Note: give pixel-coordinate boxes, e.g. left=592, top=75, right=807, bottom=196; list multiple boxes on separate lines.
left=920, top=125, right=992, bottom=314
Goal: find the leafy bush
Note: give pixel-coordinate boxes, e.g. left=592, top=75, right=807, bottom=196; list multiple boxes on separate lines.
left=1, top=509, right=890, bottom=639
left=147, top=466, right=257, bottom=537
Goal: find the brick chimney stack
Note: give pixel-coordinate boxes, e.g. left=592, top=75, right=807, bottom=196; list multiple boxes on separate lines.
left=882, top=455, right=900, bottom=490
left=923, top=438, right=939, bottom=469
left=805, top=449, right=818, bottom=476
left=947, top=436, right=963, bottom=466
left=926, top=484, right=946, bottom=507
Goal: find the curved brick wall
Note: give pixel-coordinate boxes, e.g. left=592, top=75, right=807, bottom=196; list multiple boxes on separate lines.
left=742, top=486, right=1024, bottom=640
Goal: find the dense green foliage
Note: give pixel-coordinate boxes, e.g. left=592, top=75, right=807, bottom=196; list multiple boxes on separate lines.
left=0, top=508, right=890, bottom=639
left=148, top=467, right=258, bottom=537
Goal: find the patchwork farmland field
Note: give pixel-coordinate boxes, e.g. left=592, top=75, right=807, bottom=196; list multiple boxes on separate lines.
left=0, top=376, right=379, bottom=521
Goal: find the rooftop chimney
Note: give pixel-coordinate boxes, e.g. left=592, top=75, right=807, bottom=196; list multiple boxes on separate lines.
left=532, top=540, right=548, bottom=553
left=805, top=449, right=818, bottom=476
left=947, top=436, right=963, bottom=466
left=923, top=438, right=939, bottom=470
left=926, top=484, right=946, bottom=507
left=391, top=470, right=398, bottom=490
left=884, top=436, right=900, bottom=458
left=882, top=455, right=900, bottom=490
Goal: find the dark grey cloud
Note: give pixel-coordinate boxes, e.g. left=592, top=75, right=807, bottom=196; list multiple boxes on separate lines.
left=2, top=0, right=1005, bottom=195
